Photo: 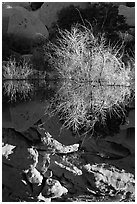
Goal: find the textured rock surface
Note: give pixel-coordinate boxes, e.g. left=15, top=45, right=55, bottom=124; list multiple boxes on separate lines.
left=2, top=5, right=48, bottom=59
left=84, top=163, right=135, bottom=201
left=3, top=6, right=48, bottom=38
left=2, top=124, right=135, bottom=201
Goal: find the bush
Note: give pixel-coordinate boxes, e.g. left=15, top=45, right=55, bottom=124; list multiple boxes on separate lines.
left=45, top=25, right=134, bottom=132
left=3, top=80, right=34, bottom=102
left=2, top=58, right=33, bottom=79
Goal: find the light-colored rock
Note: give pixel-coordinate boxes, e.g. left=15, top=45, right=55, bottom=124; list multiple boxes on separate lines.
left=50, top=153, right=82, bottom=176
left=2, top=143, right=16, bottom=159
left=35, top=130, right=79, bottom=154
left=2, top=6, right=49, bottom=39
left=2, top=2, right=31, bottom=10
left=119, top=5, right=135, bottom=27
left=37, top=193, right=51, bottom=202
left=39, top=2, right=88, bottom=29
left=42, top=178, right=68, bottom=198
left=84, top=163, right=135, bottom=199
left=25, top=168, right=43, bottom=185
left=55, top=160, right=82, bottom=176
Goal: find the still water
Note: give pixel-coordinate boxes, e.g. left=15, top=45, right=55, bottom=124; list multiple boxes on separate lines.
left=2, top=79, right=135, bottom=202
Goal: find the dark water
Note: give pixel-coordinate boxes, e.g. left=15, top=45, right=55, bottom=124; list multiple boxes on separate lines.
left=2, top=79, right=135, bottom=202
left=2, top=79, right=55, bottom=130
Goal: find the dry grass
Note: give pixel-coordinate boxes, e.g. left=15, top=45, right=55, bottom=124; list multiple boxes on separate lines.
left=45, top=25, right=134, bottom=132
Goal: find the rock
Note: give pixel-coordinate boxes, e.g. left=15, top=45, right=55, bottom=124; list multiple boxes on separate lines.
left=3, top=129, right=38, bottom=169
left=39, top=2, right=88, bottom=29
left=4, top=146, right=38, bottom=170
left=37, top=193, right=51, bottom=202
left=25, top=167, right=43, bottom=185
left=36, top=151, right=51, bottom=176
left=2, top=6, right=49, bottom=55
left=50, top=152, right=82, bottom=176
left=3, top=6, right=48, bottom=38
left=42, top=178, right=68, bottom=198
left=35, top=130, right=79, bottom=154
left=119, top=5, right=135, bottom=27
left=21, top=127, right=40, bottom=142
left=2, top=2, right=32, bottom=10
left=55, top=160, right=82, bottom=176
left=96, top=139, right=130, bottom=159
left=40, top=114, right=80, bottom=145
left=3, top=164, right=32, bottom=200
left=2, top=128, right=28, bottom=146
left=84, top=163, right=135, bottom=200
left=120, top=109, right=135, bottom=129
left=2, top=143, right=16, bottom=159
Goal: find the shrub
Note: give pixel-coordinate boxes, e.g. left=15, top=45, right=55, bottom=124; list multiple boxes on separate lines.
left=45, top=25, right=134, bottom=133
left=3, top=80, right=34, bottom=102
left=2, top=58, right=33, bottom=79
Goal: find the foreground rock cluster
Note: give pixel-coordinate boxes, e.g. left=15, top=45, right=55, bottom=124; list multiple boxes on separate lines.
left=2, top=114, right=135, bottom=201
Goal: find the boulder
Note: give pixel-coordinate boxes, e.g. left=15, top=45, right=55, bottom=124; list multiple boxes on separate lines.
left=2, top=2, right=31, bottom=10
left=3, top=6, right=48, bottom=38
left=39, top=2, right=88, bottom=29
left=2, top=6, right=48, bottom=55
left=119, top=5, right=135, bottom=27
left=42, top=178, right=68, bottom=198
